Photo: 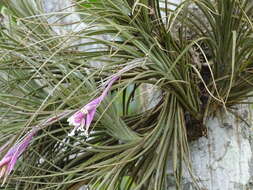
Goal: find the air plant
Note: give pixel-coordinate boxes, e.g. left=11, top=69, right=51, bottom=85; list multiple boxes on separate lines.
left=0, top=0, right=253, bottom=189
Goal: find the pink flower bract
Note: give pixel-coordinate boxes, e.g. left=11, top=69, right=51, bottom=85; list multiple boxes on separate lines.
left=68, top=76, right=119, bottom=137
left=0, top=129, right=36, bottom=184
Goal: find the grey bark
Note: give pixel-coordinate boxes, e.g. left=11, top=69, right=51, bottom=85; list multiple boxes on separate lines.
left=167, top=105, right=253, bottom=190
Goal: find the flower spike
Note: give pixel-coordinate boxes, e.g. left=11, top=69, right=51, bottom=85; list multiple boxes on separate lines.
left=0, top=129, right=37, bottom=184
left=68, top=76, right=119, bottom=137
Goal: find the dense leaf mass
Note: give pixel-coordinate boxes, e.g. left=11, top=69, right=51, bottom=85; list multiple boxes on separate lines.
left=0, top=0, right=253, bottom=189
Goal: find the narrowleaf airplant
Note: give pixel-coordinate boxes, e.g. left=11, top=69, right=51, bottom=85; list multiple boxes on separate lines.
left=0, top=0, right=253, bottom=189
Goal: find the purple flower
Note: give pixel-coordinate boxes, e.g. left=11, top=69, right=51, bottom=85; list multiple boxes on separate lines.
left=68, top=76, right=119, bottom=137
left=0, top=129, right=36, bottom=183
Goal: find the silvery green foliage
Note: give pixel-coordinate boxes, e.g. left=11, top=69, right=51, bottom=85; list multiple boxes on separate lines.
left=42, top=1, right=253, bottom=190
left=1, top=0, right=252, bottom=190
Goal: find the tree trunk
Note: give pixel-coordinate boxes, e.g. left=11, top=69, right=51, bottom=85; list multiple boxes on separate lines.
left=167, top=105, right=253, bottom=190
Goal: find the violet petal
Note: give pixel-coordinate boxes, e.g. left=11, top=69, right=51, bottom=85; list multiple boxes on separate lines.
left=85, top=108, right=96, bottom=132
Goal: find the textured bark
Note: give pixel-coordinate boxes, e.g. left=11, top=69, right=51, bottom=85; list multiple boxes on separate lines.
left=173, top=105, right=253, bottom=190
left=191, top=109, right=252, bottom=190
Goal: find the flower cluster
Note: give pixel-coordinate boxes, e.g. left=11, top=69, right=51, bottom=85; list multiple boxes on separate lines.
left=67, top=76, right=119, bottom=137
